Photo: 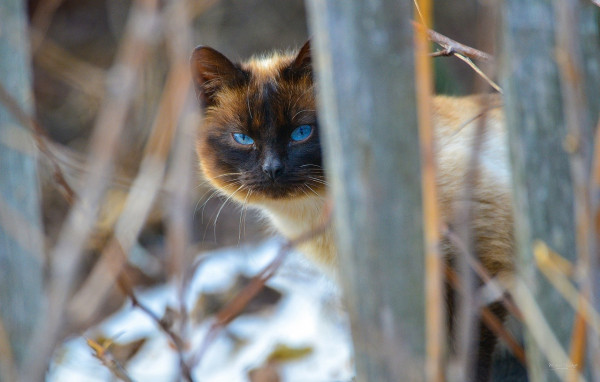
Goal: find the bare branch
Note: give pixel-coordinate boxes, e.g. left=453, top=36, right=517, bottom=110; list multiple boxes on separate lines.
left=0, top=82, right=76, bottom=203
left=412, top=21, right=493, bottom=62
left=86, top=337, right=135, bottom=382
left=444, top=266, right=526, bottom=366
left=22, top=0, right=162, bottom=378
left=534, top=242, right=600, bottom=336
left=192, top=208, right=332, bottom=368
left=414, top=2, right=446, bottom=380
left=453, top=53, right=503, bottom=93
left=117, top=274, right=196, bottom=382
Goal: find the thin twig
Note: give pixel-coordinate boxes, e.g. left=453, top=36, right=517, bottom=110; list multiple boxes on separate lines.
left=30, top=0, right=67, bottom=53
left=67, top=28, right=192, bottom=325
left=414, top=1, right=445, bottom=381
left=512, top=279, right=586, bottom=382
left=453, top=53, right=503, bottom=93
left=86, top=337, right=135, bottom=382
left=444, top=266, right=526, bottom=365
left=22, top=1, right=161, bottom=379
left=117, top=274, right=195, bottom=382
left=445, top=227, right=522, bottom=321
left=34, top=36, right=106, bottom=100
left=412, top=21, right=502, bottom=93
left=0, top=81, right=76, bottom=203
left=412, top=21, right=493, bottom=62
left=162, top=0, right=199, bottom=371
left=569, top=309, right=587, bottom=382
left=533, top=242, right=600, bottom=335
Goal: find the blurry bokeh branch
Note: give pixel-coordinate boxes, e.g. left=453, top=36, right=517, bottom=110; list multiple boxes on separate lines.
left=22, top=0, right=162, bottom=380
left=0, top=82, right=76, bottom=203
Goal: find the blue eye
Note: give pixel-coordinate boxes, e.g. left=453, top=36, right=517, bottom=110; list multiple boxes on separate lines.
left=290, top=124, right=313, bottom=142
left=232, top=133, right=254, bottom=145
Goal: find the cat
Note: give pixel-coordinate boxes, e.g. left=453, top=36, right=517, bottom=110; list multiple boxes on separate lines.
left=191, top=42, right=518, bottom=381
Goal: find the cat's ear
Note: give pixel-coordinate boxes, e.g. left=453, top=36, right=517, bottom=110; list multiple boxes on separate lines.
left=191, top=46, right=245, bottom=107
left=287, top=40, right=312, bottom=77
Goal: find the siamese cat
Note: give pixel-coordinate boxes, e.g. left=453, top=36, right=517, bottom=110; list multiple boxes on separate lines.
left=191, top=42, right=516, bottom=382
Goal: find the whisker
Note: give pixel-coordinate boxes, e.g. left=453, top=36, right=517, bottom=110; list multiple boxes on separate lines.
left=213, top=184, right=245, bottom=240
left=300, top=185, right=310, bottom=197
left=243, top=190, right=253, bottom=238
left=196, top=189, right=222, bottom=223
left=291, top=85, right=315, bottom=113
left=196, top=179, right=242, bottom=222
left=211, top=172, right=244, bottom=179
left=194, top=172, right=243, bottom=191
left=246, top=85, right=253, bottom=120
left=304, top=183, right=320, bottom=197
left=307, top=176, right=328, bottom=185
left=299, top=164, right=322, bottom=168
left=238, top=189, right=252, bottom=244
left=292, top=109, right=316, bottom=120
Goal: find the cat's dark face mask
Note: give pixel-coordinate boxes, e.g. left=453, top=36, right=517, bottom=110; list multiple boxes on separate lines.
left=192, top=42, right=327, bottom=202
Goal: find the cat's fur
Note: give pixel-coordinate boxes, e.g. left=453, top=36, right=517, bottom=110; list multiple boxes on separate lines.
left=191, top=42, right=516, bottom=381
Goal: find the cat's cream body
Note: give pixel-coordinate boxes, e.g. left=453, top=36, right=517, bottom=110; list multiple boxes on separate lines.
left=255, top=95, right=513, bottom=284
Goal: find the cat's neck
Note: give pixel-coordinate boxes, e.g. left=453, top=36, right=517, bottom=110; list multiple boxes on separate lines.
left=257, top=194, right=336, bottom=268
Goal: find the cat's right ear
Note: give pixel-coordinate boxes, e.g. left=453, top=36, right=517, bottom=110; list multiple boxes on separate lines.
left=191, top=46, right=245, bottom=107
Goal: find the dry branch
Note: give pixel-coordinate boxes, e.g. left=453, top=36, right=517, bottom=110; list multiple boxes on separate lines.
left=411, top=21, right=502, bottom=93
left=534, top=242, right=600, bottom=335
left=414, top=1, right=445, bottom=381
left=86, top=337, right=135, bottom=382
left=412, top=21, right=493, bottom=62
left=192, top=210, right=332, bottom=368
left=117, top=274, right=195, bottom=382
left=22, top=1, right=162, bottom=379
left=0, top=82, right=76, bottom=203
left=444, top=266, right=526, bottom=366
left=67, top=46, right=192, bottom=326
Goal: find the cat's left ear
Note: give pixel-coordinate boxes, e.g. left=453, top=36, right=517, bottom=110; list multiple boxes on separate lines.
left=287, top=40, right=312, bottom=76
left=191, top=46, right=246, bottom=107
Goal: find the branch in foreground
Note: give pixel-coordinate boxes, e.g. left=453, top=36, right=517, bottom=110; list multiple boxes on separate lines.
left=444, top=266, right=527, bottom=365
left=117, top=274, right=195, bottom=382
left=412, top=21, right=503, bottom=93
left=86, top=337, right=134, bottom=382
left=0, top=81, right=76, bottom=203
left=412, top=21, right=493, bottom=62
left=191, top=205, right=332, bottom=368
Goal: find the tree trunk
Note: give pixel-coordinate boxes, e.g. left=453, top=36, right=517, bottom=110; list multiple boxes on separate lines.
left=305, top=1, right=425, bottom=380
left=0, top=0, right=45, bottom=380
left=500, top=0, right=600, bottom=380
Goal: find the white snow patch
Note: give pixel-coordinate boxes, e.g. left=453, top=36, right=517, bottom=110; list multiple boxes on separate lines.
left=47, top=239, right=354, bottom=382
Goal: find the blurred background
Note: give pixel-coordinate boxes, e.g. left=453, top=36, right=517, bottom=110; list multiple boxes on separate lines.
left=10, top=0, right=505, bottom=380
left=30, top=0, right=495, bottom=278
left=31, top=0, right=491, bottom=250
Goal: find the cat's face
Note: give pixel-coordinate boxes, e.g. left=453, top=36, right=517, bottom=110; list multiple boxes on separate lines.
left=191, top=42, right=325, bottom=203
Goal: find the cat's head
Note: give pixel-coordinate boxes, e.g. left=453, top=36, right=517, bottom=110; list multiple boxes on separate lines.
left=191, top=42, right=325, bottom=204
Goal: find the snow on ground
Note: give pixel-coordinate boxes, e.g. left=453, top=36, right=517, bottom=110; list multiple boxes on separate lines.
left=47, top=239, right=354, bottom=382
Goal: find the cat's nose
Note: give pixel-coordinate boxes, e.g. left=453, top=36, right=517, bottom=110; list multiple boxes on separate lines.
left=262, top=157, right=284, bottom=181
